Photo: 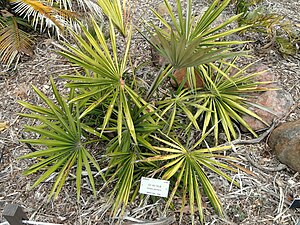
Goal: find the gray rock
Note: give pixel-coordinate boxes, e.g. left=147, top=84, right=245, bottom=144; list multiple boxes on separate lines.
left=268, top=120, right=300, bottom=172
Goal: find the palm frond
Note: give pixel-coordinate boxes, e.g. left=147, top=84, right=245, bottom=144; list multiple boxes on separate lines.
left=59, top=19, right=156, bottom=146
left=18, top=77, right=104, bottom=200
left=156, top=88, right=209, bottom=134
left=0, top=16, right=33, bottom=68
left=146, top=131, right=238, bottom=224
left=144, top=0, right=249, bottom=59
left=9, top=0, right=102, bottom=35
left=141, top=0, right=249, bottom=93
left=97, top=0, right=128, bottom=37
left=11, top=0, right=63, bottom=31
left=193, top=60, right=274, bottom=144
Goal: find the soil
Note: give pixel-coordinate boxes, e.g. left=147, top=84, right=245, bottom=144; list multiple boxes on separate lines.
left=0, top=0, right=300, bottom=224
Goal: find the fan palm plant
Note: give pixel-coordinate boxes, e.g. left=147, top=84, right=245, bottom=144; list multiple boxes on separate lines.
left=192, top=59, right=275, bottom=144
left=18, top=77, right=104, bottom=200
left=59, top=19, right=154, bottom=146
left=104, top=106, right=161, bottom=215
left=145, top=130, right=239, bottom=224
left=15, top=0, right=271, bottom=223
left=142, top=0, right=251, bottom=89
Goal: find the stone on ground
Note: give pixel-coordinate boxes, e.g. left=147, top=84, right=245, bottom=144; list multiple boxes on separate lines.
left=242, top=89, right=294, bottom=131
left=268, top=120, right=300, bottom=173
left=241, top=64, right=294, bottom=131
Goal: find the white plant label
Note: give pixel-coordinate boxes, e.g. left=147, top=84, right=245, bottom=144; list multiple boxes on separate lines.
left=139, top=177, right=170, bottom=197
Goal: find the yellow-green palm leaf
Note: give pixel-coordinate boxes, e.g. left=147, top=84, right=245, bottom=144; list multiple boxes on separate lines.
left=18, top=77, right=104, bottom=200
left=146, top=131, right=238, bottom=224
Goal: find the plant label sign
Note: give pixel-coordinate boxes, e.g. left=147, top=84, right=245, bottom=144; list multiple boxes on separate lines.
left=139, top=177, right=170, bottom=197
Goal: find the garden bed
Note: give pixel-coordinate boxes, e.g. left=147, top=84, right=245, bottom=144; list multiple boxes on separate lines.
left=0, top=0, right=300, bottom=224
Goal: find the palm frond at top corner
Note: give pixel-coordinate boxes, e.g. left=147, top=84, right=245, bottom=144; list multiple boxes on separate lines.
left=8, top=0, right=103, bottom=34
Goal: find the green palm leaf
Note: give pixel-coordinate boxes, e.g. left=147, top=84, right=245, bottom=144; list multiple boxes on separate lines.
left=97, top=0, right=128, bottom=37
left=140, top=0, right=250, bottom=93
left=146, top=131, right=237, bottom=224
left=18, top=78, right=103, bottom=200
left=156, top=88, right=209, bottom=134
left=194, top=59, right=274, bottom=144
left=59, top=19, right=152, bottom=143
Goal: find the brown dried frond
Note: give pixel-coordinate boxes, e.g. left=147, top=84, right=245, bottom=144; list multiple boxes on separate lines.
left=0, top=16, right=33, bottom=67
left=12, top=0, right=63, bottom=30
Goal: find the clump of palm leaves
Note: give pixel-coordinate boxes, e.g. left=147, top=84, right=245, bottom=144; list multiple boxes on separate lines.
left=194, top=59, right=274, bottom=144
left=141, top=0, right=251, bottom=89
left=54, top=18, right=159, bottom=214
left=18, top=77, right=104, bottom=200
left=17, top=0, right=276, bottom=224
